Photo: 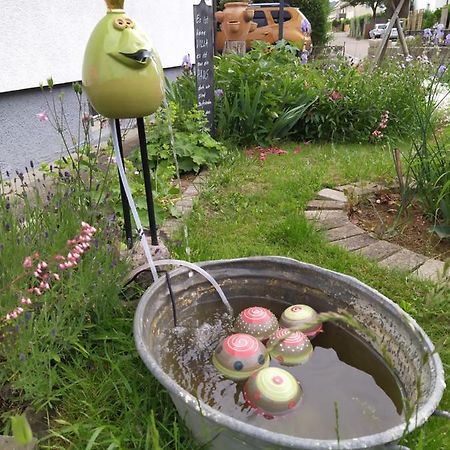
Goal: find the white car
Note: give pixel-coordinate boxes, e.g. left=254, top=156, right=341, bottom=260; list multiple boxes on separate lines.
left=369, top=23, right=398, bottom=39
left=369, top=23, right=387, bottom=39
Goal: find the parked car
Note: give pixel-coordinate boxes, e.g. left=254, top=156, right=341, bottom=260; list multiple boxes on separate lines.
left=216, top=3, right=312, bottom=52
left=369, top=22, right=398, bottom=40
left=369, top=23, right=387, bottom=39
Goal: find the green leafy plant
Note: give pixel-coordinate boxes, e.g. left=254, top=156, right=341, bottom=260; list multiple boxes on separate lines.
left=400, top=70, right=450, bottom=238
left=144, top=102, right=224, bottom=174
left=214, top=42, right=430, bottom=144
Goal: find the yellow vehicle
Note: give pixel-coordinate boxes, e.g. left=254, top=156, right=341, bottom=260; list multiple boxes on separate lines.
left=216, top=3, right=312, bottom=52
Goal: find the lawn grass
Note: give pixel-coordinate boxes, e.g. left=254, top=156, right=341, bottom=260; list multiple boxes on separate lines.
left=2, top=142, right=448, bottom=449
left=168, top=141, right=449, bottom=449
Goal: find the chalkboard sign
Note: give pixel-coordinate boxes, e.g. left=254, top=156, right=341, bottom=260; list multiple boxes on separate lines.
left=193, top=0, right=215, bottom=134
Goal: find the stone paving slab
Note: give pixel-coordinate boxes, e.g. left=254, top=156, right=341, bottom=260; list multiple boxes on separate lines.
left=316, top=188, right=347, bottom=203
left=304, top=210, right=350, bottom=230
left=336, top=182, right=381, bottom=196
left=354, top=240, right=402, bottom=261
left=332, top=234, right=378, bottom=251
left=413, top=259, right=448, bottom=282
left=307, top=200, right=345, bottom=210
left=379, top=248, right=427, bottom=272
left=325, top=223, right=365, bottom=242
left=0, top=436, right=37, bottom=450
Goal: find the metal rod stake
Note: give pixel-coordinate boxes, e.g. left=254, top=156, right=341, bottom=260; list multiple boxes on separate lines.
left=115, top=119, right=133, bottom=248
left=278, top=0, right=285, bottom=41
left=137, top=117, right=158, bottom=246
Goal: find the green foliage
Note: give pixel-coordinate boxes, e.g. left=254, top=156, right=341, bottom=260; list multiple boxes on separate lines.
left=215, top=42, right=318, bottom=145
left=144, top=102, right=224, bottom=174
left=214, top=43, right=430, bottom=144
left=290, top=0, right=330, bottom=46
left=349, top=14, right=371, bottom=39
left=11, top=415, right=33, bottom=444
left=165, top=73, right=197, bottom=115
left=0, top=179, right=127, bottom=412
left=402, top=80, right=450, bottom=238
left=423, top=8, right=443, bottom=29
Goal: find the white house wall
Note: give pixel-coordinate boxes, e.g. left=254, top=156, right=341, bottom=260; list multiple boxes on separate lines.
left=1, top=0, right=195, bottom=93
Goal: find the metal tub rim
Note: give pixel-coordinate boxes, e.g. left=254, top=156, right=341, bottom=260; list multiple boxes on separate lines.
left=134, top=256, right=445, bottom=449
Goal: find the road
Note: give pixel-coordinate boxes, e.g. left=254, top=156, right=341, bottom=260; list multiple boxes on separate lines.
left=330, top=32, right=370, bottom=62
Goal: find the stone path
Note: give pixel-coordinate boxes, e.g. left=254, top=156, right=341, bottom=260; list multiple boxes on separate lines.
left=306, top=184, right=448, bottom=283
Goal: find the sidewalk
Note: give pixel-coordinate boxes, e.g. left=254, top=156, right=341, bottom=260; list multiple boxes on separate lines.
left=330, top=32, right=370, bottom=63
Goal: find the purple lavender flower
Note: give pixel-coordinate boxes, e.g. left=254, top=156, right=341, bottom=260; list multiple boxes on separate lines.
left=300, top=51, right=308, bottom=65
left=437, top=23, right=445, bottom=32
left=301, top=18, right=311, bottom=34
left=182, top=54, right=192, bottom=71
left=437, top=65, right=447, bottom=78
left=214, top=88, right=224, bottom=99
left=423, top=28, right=432, bottom=39
left=445, top=34, right=450, bottom=45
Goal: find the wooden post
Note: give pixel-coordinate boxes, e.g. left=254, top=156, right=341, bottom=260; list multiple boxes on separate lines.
left=417, top=9, right=424, bottom=31
left=371, top=0, right=406, bottom=69
left=440, top=6, right=448, bottom=29
left=392, top=0, right=409, bottom=58
left=224, top=40, right=246, bottom=54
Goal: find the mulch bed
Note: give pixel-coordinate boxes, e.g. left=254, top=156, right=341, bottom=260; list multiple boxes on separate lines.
left=348, top=188, right=450, bottom=261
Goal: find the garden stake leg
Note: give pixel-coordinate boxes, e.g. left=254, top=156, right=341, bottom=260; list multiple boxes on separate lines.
left=137, top=117, right=158, bottom=246
left=115, top=119, right=133, bottom=249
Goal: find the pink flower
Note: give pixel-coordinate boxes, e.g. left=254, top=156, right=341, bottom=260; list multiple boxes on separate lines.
left=23, top=256, right=33, bottom=269
left=37, top=111, right=49, bottom=122
left=293, top=147, right=302, bottom=154
left=81, top=112, right=91, bottom=123
left=21, top=298, right=32, bottom=305
left=329, top=90, right=343, bottom=101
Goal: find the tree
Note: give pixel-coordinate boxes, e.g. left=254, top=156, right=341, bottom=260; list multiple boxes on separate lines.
left=347, top=0, right=386, bottom=21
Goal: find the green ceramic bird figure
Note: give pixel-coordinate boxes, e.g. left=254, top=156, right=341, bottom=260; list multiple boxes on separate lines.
left=82, top=0, right=164, bottom=119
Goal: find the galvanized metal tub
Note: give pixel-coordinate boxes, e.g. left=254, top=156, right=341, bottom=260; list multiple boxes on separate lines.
left=134, top=256, right=445, bottom=449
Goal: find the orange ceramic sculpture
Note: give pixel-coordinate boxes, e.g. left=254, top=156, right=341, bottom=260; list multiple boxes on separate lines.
left=215, top=2, right=255, bottom=42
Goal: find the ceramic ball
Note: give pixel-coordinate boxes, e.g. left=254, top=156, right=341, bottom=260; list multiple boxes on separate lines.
left=234, top=306, right=278, bottom=341
left=268, top=328, right=313, bottom=366
left=243, top=367, right=302, bottom=417
left=212, top=333, right=269, bottom=381
left=279, top=304, right=323, bottom=339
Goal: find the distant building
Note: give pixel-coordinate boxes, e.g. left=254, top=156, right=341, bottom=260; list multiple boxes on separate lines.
left=329, top=1, right=383, bottom=20
left=412, top=0, right=447, bottom=11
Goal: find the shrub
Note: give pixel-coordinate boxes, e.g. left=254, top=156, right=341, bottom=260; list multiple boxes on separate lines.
left=144, top=102, right=225, bottom=173
left=214, top=42, right=319, bottom=145
left=290, top=0, right=330, bottom=46
left=214, top=43, right=430, bottom=144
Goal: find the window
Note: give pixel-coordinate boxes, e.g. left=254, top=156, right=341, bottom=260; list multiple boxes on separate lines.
left=253, top=11, right=268, bottom=28
left=271, top=10, right=292, bottom=24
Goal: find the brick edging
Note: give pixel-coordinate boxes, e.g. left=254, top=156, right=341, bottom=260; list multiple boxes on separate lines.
left=305, top=185, right=448, bottom=284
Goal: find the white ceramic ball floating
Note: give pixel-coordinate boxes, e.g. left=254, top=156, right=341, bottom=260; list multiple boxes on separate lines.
left=243, top=367, right=302, bottom=417
left=234, top=306, right=278, bottom=341
left=268, top=328, right=313, bottom=366
left=279, top=304, right=323, bottom=339
left=212, top=333, right=269, bottom=380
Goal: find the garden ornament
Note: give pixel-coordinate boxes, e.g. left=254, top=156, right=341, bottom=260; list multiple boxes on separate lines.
left=243, top=367, right=302, bottom=417
left=83, top=0, right=165, bottom=248
left=279, top=304, right=323, bottom=339
left=234, top=307, right=278, bottom=341
left=267, top=328, right=313, bottom=366
left=215, top=2, right=256, bottom=42
left=82, top=0, right=164, bottom=119
left=213, top=333, right=270, bottom=380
